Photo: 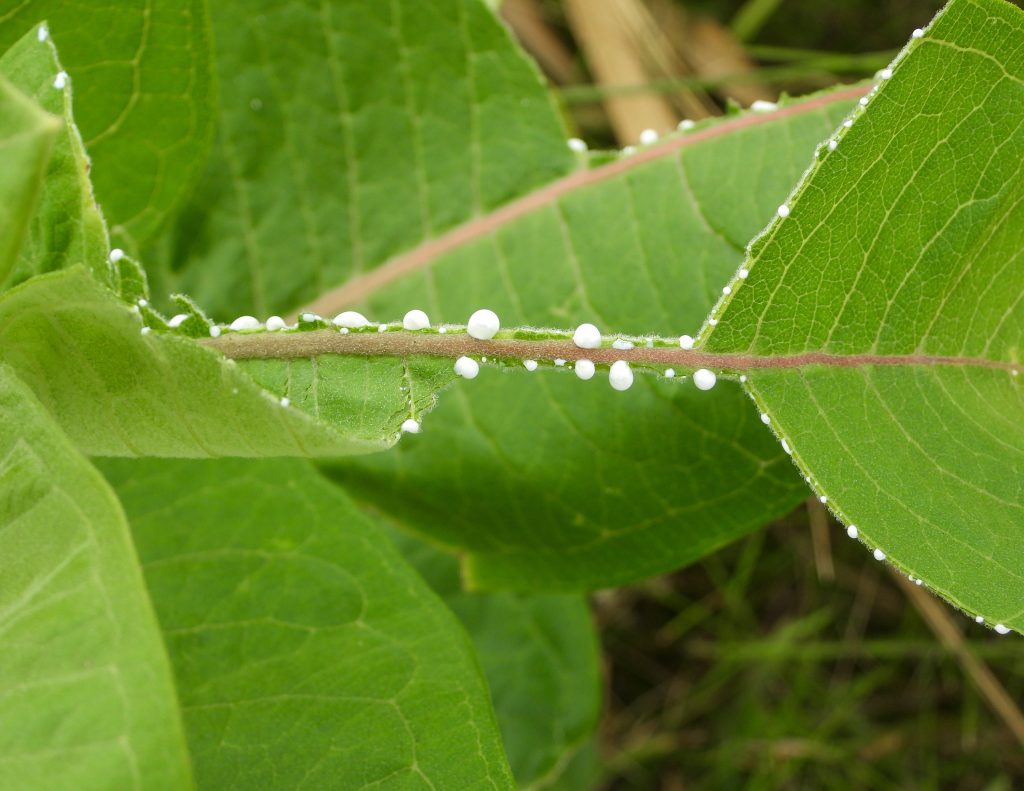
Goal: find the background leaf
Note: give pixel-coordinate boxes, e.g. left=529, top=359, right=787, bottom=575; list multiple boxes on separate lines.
left=100, top=457, right=517, bottom=791
left=0, top=70, right=57, bottom=283
left=0, top=363, right=192, bottom=790
left=152, top=0, right=573, bottom=317
left=707, top=0, right=1024, bottom=630
left=0, top=0, right=216, bottom=247
left=390, top=528, right=601, bottom=789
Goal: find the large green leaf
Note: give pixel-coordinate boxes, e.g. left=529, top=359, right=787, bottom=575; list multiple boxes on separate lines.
left=390, top=529, right=601, bottom=790
left=707, top=0, right=1024, bottom=631
left=155, top=0, right=573, bottom=317
left=0, top=364, right=192, bottom=790
left=331, top=89, right=861, bottom=592
left=0, top=0, right=216, bottom=247
left=0, top=70, right=57, bottom=283
left=0, top=268, right=456, bottom=457
left=0, top=25, right=109, bottom=288
left=100, top=457, right=516, bottom=790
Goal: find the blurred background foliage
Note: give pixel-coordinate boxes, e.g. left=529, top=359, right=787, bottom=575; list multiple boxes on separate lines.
left=491, top=1, right=1024, bottom=787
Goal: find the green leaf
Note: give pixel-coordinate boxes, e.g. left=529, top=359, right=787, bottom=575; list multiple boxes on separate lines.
left=388, top=529, right=601, bottom=789
left=0, top=267, right=456, bottom=457
left=330, top=89, right=861, bottom=592
left=0, top=70, right=57, bottom=284
left=0, top=1, right=216, bottom=247
left=99, top=457, right=516, bottom=790
left=0, top=363, right=192, bottom=789
left=0, top=25, right=109, bottom=288
left=153, top=0, right=574, bottom=317
left=706, top=0, right=1024, bottom=630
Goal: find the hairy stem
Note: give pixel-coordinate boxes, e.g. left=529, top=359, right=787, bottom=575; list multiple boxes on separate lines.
left=201, top=329, right=1019, bottom=373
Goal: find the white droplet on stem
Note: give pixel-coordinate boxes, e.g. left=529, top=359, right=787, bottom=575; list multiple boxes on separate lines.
left=209, top=325, right=222, bottom=338
left=280, top=396, right=290, bottom=407
left=109, top=248, right=125, bottom=263
left=879, top=68, right=893, bottom=79
left=467, top=308, right=500, bottom=340
left=693, top=369, right=716, bottom=391
left=230, top=315, right=261, bottom=331
left=401, top=418, right=421, bottom=434
left=847, top=525, right=858, bottom=539
left=873, top=548, right=886, bottom=561
left=266, top=315, right=287, bottom=331
left=574, top=359, right=596, bottom=380
left=140, top=326, right=150, bottom=335
left=53, top=71, right=68, bottom=89
left=554, top=359, right=566, bottom=367
left=760, top=413, right=770, bottom=425
left=573, top=323, right=602, bottom=349
left=612, top=338, right=634, bottom=350
left=567, top=137, right=587, bottom=153
left=609, top=360, right=633, bottom=391
left=523, top=360, right=538, bottom=372
left=168, top=314, right=188, bottom=328
left=333, top=311, right=370, bottom=329
left=738, top=268, right=749, bottom=279
left=781, top=439, right=791, bottom=455
left=679, top=335, right=694, bottom=350
left=912, top=28, right=924, bottom=38
left=750, top=99, right=778, bottom=113
left=777, top=204, right=791, bottom=218
left=403, top=309, right=430, bottom=330
left=678, top=119, right=695, bottom=130
left=722, top=285, right=731, bottom=295
left=995, top=623, right=1010, bottom=635
left=975, top=615, right=985, bottom=624
left=639, top=128, right=658, bottom=145
left=828, top=139, right=838, bottom=151
left=664, top=368, right=675, bottom=378
left=37, top=25, right=48, bottom=42
left=454, top=356, right=480, bottom=379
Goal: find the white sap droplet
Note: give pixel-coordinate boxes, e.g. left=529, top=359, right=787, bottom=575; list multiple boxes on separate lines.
left=612, top=338, right=634, bottom=350
left=333, top=311, right=370, bottom=329
left=609, top=360, right=633, bottom=391
left=1011, top=369, right=1018, bottom=377
left=995, top=623, right=1010, bottom=635
left=230, top=315, right=261, bottom=331
left=438, top=326, right=447, bottom=334
left=639, top=128, right=659, bottom=145
left=266, top=315, right=287, bottom=331
left=646, top=338, right=654, bottom=348
left=37, top=25, right=48, bottom=42
left=819, top=495, right=828, bottom=504
left=340, top=327, right=349, bottom=334
left=467, top=308, right=500, bottom=340
left=665, top=368, right=675, bottom=378
left=679, top=335, right=694, bottom=350
left=523, top=359, right=538, bottom=372
left=53, top=71, right=68, bottom=89
left=109, top=248, right=125, bottom=263
left=975, top=615, right=985, bottom=624
left=209, top=325, right=222, bottom=338
left=781, top=439, right=791, bottom=455
left=722, top=285, right=731, bottom=295
left=738, top=268, right=749, bottom=279
left=693, top=369, right=716, bottom=391
left=912, top=28, right=924, bottom=38
left=750, top=99, right=778, bottom=113
left=401, top=418, right=421, bottom=434
left=567, top=137, right=587, bottom=153
left=554, top=358, right=566, bottom=367
left=137, top=298, right=148, bottom=308
left=843, top=119, right=853, bottom=128
left=168, top=314, right=188, bottom=328
left=481, top=357, right=487, bottom=363
left=280, top=396, right=290, bottom=407
left=915, top=578, right=923, bottom=586
left=377, top=323, right=388, bottom=333
left=140, top=326, right=150, bottom=335
left=777, top=204, right=790, bottom=218
left=708, top=318, right=718, bottom=326
left=454, top=356, right=479, bottom=379
left=403, top=309, right=430, bottom=330
left=828, top=139, right=838, bottom=151
left=678, top=119, right=695, bottom=130
left=575, top=359, right=596, bottom=380
left=300, top=313, right=317, bottom=323
left=760, top=413, right=770, bottom=425
left=859, top=96, right=869, bottom=106
left=573, top=322, right=602, bottom=349
left=847, top=525, right=858, bottom=539
left=873, top=548, right=886, bottom=561
left=880, top=68, right=893, bottom=79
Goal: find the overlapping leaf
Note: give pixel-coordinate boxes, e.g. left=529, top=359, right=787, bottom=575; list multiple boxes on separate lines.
left=0, top=364, right=193, bottom=790
left=100, top=457, right=516, bottom=791
left=390, top=529, right=601, bottom=789
left=0, top=0, right=216, bottom=247
left=707, top=0, right=1024, bottom=630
